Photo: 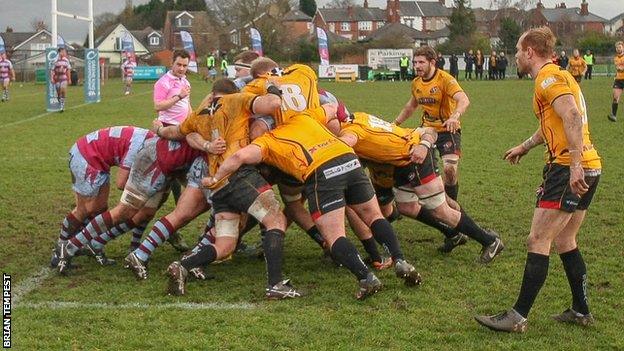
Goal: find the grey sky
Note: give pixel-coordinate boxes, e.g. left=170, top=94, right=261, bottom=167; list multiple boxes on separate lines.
left=0, top=0, right=620, bottom=43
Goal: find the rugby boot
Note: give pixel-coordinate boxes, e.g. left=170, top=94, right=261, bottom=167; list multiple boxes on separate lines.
left=167, top=231, right=190, bottom=252
left=394, top=259, right=422, bottom=287
left=355, top=272, right=382, bottom=300
left=480, top=235, right=504, bottom=264
left=608, top=114, right=617, bottom=122
left=552, top=308, right=594, bottom=326
left=474, top=309, right=528, bottom=333
left=57, top=241, right=75, bottom=275
left=124, top=252, right=148, bottom=280
left=50, top=241, right=63, bottom=267
left=188, top=267, right=214, bottom=280
left=372, top=257, right=393, bottom=270
left=85, top=243, right=116, bottom=266
left=166, top=261, right=188, bottom=296
left=265, top=279, right=302, bottom=300
left=437, top=233, right=469, bottom=253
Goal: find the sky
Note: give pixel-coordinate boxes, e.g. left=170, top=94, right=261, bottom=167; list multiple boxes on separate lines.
left=0, top=0, right=619, bottom=43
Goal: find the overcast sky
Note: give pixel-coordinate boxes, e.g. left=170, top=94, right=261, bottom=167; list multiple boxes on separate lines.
left=0, top=0, right=619, bottom=43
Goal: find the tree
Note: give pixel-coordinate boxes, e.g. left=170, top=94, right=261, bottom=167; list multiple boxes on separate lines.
left=30, top=18, right=48, bottom=31
left=497, top=17, right=521, bottom=53
left=299, top=0, right=317, bottom=18
left=326, top=0, right=356, bottom=8
left=448, top=0, right=476, bottom=43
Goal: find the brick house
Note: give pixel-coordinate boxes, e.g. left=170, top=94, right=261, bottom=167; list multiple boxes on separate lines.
left=387, top=0, right=451, bottom=32
left=313, top=1, right=387, bottom=40
left=162, top=10, right=220, bottom=55
left=528, top=1, right=607, bottom=37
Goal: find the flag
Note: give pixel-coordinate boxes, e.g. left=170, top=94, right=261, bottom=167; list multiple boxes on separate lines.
left=250, top=28, right=263, bottom=56
left=0, top=35, right=5, bottom=53
left=316, top=27, right=329, bottom=66
left=179, top=30, right=198, bottom=73
left=121, top=31, right=135, bottom=61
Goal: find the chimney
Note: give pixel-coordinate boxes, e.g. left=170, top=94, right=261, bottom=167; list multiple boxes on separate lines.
left=559, top=2, right=566, bottom=9
left=364, top=0, right=369, bottom=8
left=580, top=0, right=588, bottom=16
left=386, top=0, right=401, bottom=23
left=347, top=5, right=354, bottom=18
left=536, top=1, right=544, bottom=9
left=439, top=0, right=445, bottom=5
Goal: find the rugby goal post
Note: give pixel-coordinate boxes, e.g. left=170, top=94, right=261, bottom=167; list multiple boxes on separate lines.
left=51, top=0, right=94, bottom=48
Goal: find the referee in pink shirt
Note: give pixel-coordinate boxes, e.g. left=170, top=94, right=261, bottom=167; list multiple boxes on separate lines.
left=151, top=49, right=192, bottom=251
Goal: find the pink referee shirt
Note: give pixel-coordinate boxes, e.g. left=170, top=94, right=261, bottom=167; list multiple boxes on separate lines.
left=153, top=71, right=191, bottom=125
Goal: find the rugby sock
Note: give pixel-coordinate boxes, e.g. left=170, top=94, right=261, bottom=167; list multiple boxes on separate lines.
left=135, top=217, right=175, bottom=262
left=262, top=229, right=285, bottom=286
left=191, top=233, right=214, bottom=254
left=360, top=238, right=382, bottom=263
left=513, top=252, right=549, bottom=318
left=91, top=220, right=134, bottom=250
left=612, top=102, right=619, bottom=116
left=68, top=212, right=114, bottom=255
left=59, top=212, right=83, bottom=241
left=129, top=222, right=147, bottom=251
left=560, top=248, right=590, bottom=315
left=306, top=226, right=326, bottom=248
left=331, top=236, right=369, bottom=281
left=59, top=97, right=65, bottom=109
left=444, top=183, right=459, bottom=201
left=415, top=209, right=458, bottom=239
left=370, top=219, right=404, bottom=261
left=170, top=180, right=182, bottom=203
left=181, top=244, right=217, bottom=271
left=454, top=210, right=495, bottom=246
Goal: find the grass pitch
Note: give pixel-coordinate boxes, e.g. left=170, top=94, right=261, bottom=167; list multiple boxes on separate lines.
left=1, top=75, right=623, bottom=349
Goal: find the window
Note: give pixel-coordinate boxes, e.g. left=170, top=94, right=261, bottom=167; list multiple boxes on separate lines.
left=358, top=21, right=372, bottom=31
left=329, top=23, right=336, bottom=32
left=341, top=22, right=350, bottom=31
left=30, top=43, right=51, bottom=51
left=377, top=21, right=385, bottom=27
left=177, top=17, right=191, bottom=27
left=149, top=36, right=159, bottom=45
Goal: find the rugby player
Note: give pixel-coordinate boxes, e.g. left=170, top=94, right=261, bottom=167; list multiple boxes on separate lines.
left=56, top=137, right=203, bottom=275
left=0, top=52, right=15, bottom=102
left=204, top=108, right=422, bottom=300
left=232, top=50, right=259, bottom=89
left=567, top=49, right=587, bottom=83
left=475, top=26, right=601, bottom=333
left=121, top=54, right=136, bottom=95
left=395, top=46, right=469, bottom=201
left=50, top=47, right=71, bottom=112
left=338, top=112, right=503, bottom=262
left=608, top=41, right=624, bottom=122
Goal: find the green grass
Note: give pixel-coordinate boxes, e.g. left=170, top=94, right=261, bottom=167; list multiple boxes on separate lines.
left=1, top=75, right=623, bottom=350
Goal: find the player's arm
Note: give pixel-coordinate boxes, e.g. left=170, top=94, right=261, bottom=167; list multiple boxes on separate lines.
left=410, top=127, right=437, bottom=163
left=251, top=92, right=281, bottom=115
left=186, top=132, right=226, bottom=155
left=10, top=65, right=15, bottom=81
left=443, top=91, right=470, bottom=133
left=153, top=119, right=184, bottom=140
left=202, top=144, right=264, bottom=187
left=338, top=130, right=359, bottom=147
left=394, top=96, right=418, bottom=126
left=115, top=168, right=130, bottom=190
left=504, top=128, right=544, bottom=164
left=553, top=94, right=589, bottom=196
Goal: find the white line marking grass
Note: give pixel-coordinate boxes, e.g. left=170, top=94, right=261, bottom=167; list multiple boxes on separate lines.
left=12, top=267, right=53, bottom=304
left=16, top=301, right=256, bottom=310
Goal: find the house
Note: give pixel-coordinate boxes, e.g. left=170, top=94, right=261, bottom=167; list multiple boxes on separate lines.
left=162, top=10, right=220, bottom=55
left=386, top=0, right=451, bottom=32
left=606, top=13, right=624, bottom=36
left=313, top=1, right=387, bottom=41
left=473, top=7, right=528, bottom=46
left=94, top=23, right=150, bottom=65
left=130, top=27, right=165, bottom=54
left=529, top=0, right=607, bottom=37
left=365, top=22, right=448, bottom=46
left=1, top=29, right=78, bottom=70
left=283, top=9, right=314, bottom=39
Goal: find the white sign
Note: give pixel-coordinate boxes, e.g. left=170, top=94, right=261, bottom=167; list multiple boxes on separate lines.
left=318, top=64, right=359, bottom=79
left=367, top=49, right=413, bottom=70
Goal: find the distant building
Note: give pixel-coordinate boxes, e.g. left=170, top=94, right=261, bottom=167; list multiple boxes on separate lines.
left=365, top=22, right=449, bottom=46
left=94, top=23, right=150, bottom=65
left=386, top=0, right=451, bottom=32
left=162, top=10, right=220, bottom=53
left=313, top=1, right=387, bottom=40
left=606, top=13, right=624, bottom=36
left=529, top=0, right=607, bottom=37
left=0, top=29, right=79, bottom=70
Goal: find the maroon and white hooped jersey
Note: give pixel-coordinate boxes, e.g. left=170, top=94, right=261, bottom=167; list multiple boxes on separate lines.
left=155, top=138, right=203, bottom=176
left=76, top=126, right=154, bottom=172
left=122, top=60, right=136, bottom=78
left=0, top=59, right=12, bottom=79
left=53, top=57, right=71, bottom=82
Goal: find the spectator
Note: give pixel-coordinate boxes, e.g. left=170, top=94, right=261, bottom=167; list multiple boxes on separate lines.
left=488, top=50, right=497, bottom=80
left=464, top=49, right=475, bottom=80
left=558, top=50, right=569, bottom=70
left=449, top=53, right=459, bottom=79
left=583, top=49, right=594, bottom=80
left=399, top=53, right=410, bottom=81
left=205, top=52, right=216, bottom=82
left=569, top=49, right=587, bottom=83
left=475, top=49, right=484, bottom=80
left=436, top=52, right=446, bottom=70
left=220, top=57, right=229, bottom=78
left=498, top=52, right=508, bottom=80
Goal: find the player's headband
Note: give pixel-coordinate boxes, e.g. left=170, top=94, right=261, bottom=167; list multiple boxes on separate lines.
left=234, top=63, right=251, bottom=69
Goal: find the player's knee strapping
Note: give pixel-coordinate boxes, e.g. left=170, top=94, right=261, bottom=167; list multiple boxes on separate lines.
left=248, top=190, right=281, bottom=223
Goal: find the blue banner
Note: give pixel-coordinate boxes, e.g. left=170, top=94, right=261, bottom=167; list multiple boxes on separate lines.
left=0, top=35, right=5, bottom=53
left=132, top=66, right=166, bottom=80
left=250, top=28, right=263, bottom=57
left=84, top=49, right=100, bottom=103
left=45, top=48, right=61, bottom=112
left=179, top=31, right=198, bottom=73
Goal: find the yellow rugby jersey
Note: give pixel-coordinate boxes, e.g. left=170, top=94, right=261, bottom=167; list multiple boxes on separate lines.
left=243, top=64, right=320, bottom=125
left=251, top=111, right=353, bottom=182
left=340, top=112, right=420, bottom=167
left=533, top=63, right=601, bottom=169
left=614, top=54, right=624, bottom=80
left=567, top=57, right=586, bottom=77
left=410, top=69, right=464, bottom=132
left=180, top=92, right=257, bottom=176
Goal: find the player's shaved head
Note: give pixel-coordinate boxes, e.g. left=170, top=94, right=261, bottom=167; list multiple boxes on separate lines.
left=234, top=51, right=260, bottom=65
left=250, top=57, right=278, bottom=78
left=519, top=26, right=556, bottom=59
left=212, top=78, right=239, bottom=95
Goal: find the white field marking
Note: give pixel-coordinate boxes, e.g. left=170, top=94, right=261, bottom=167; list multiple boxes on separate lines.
left=16, top=301, right=256, bottom=310
left=11, top=267, right=53, bottom=305
left=0, top=90, right=151, bottom=129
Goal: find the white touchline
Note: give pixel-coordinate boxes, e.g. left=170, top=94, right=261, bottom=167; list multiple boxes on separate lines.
left=11, top=267, right=53, bottom=305
left=0, top=90, right=151, bottom=129
left=15, top=301, right=256, bottom=310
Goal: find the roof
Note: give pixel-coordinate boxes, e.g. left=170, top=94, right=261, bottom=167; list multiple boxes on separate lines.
left=283, top=9, right=313, bottom=22
left=366, top=22, right=425, bottom=41
left=472, top=8, right=497, bottom=22
left=165, top=10, right=212, bottom=28
left=540, top=7, right=607, bottom=23
left=398, top=1, right=451, bottom=18
left=130, top=27, right=165, bottom=51
left=609, top=12, right=624, bottom=24
left=94, top=24, right=119, bottom=48
left=318, top=6, right=386, bottom=22
left=0, top=32, right=36, bottom=48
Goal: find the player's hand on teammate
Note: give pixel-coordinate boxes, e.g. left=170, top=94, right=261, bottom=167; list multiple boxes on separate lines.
left=503, top=145, right=529, bottom=164
left=569, top=166, right=589, bottom=196
left=410, top=145, right=428, bottom=164
left=443, top=115, right=461, bottom=133
left=207, top=137, right=227, bottom=155
left=151, top=119, right=164, bottom=133
left=201, top=176, right=217, bottom=188
left=178, top=86, right=191, bottom=99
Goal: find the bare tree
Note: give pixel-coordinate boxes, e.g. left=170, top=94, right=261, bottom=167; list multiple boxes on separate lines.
left=30, top=18, right=48, bottom=31
left=325, top=0, right=356, bottom=8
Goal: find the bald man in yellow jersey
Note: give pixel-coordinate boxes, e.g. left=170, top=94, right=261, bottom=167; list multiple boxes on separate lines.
left=395, top=46, right=470, bottom=201
left=152, top=79, right=301, bottom=299
left=338, top=112, right=503, bottom=262
left=608, top=41, right=624, bottom=122
left=204, top=108, right=422, bottom=300
left=476, top=27, right=601, bottom=333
